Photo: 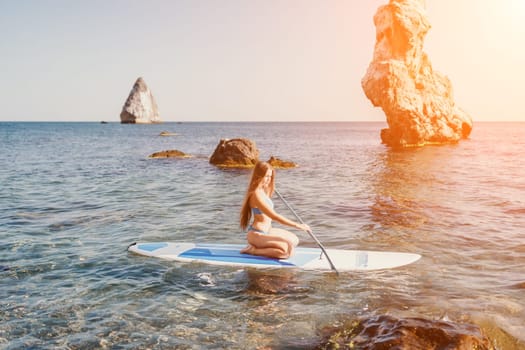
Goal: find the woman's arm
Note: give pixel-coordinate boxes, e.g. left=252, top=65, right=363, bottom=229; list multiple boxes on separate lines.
left=253, top=191, right=309, bottom=231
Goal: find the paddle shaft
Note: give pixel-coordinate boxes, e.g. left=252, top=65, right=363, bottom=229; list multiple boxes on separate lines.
left=274, top=189, right=339, bottom=274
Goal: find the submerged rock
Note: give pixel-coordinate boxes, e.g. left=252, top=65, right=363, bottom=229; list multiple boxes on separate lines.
left=267, top=156, right=297, bottom=169
left=317, top=315, right=493, bottom=350
left=120, top=77, right=161, bottom=124
left=148, top=150, right=191, bottom=158
left=159, top=131, right=177, bottom=136
left=209, top=138, right=259, bottom=168
left=362, top=0, right=472, bottom=148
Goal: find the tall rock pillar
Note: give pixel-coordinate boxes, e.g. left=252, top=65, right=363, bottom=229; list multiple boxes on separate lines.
left=361, top=0, right=472, bottom=148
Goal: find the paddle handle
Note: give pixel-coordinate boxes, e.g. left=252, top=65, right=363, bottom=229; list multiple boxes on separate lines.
left=274, top=189, right=339, bottom=274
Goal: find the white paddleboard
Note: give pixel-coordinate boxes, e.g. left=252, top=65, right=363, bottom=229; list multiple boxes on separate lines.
left=128, top=242, right=421, bottom=271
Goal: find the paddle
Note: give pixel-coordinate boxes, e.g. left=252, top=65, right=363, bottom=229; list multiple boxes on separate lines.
left=274, top=189, right=339, bottom=274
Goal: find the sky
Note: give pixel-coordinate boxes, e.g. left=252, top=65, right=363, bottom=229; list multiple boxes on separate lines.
left=1, top=0, right=524, bottom=122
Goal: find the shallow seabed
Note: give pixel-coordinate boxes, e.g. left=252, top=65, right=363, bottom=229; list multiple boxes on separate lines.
left=1, top=122, right=524, bottom=349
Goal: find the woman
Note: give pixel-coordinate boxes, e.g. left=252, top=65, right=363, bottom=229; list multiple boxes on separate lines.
left=240, top=161, right=310, bottom=259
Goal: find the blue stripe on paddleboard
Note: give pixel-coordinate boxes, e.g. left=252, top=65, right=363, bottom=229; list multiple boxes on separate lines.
left=180, top=248, right=319, bottom=267
left=195, top=243, right=323, bottom=255
left=137, top=243, right=169, bottom=252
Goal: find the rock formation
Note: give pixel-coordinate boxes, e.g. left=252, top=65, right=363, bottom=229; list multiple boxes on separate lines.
left=267, top=156, right=297, bottom=169
left=362, top=0, right=473, bottom=148
left=209, top=138, right=259, bottom=168
left=120, top=77, right=161, bottom=124
left=317, top=315, right=493, bottom=349
left=159, top=131, right=178, bottom=136
left=148, top=150, right=191, bottom=158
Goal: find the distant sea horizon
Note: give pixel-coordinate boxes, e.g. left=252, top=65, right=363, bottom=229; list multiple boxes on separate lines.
left=1, top=119, right=523, bottom=123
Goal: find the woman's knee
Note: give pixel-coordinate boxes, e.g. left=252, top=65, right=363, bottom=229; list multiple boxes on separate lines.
left=290, top=234, right=299, bottom=247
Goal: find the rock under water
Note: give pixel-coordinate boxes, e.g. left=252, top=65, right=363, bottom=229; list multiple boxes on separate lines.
left=316, top=315, right=494, bottom=350
left=361, top=0, right=472, bottom=148
left=148, top=150, right=190, bottom=158
left=120, top=77, right=161, bottom=124
left=159, top=131, right=178, bottom=136
left=267, top=156, right=297, bottom=169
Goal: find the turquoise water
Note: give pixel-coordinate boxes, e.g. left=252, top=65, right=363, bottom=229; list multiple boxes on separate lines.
left=1, top=122, right=524, bottom=349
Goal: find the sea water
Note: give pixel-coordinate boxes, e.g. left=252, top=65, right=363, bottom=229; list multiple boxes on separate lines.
left=1, top=122, right=524, bottom=349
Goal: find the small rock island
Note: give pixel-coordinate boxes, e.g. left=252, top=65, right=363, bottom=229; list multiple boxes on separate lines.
left=209, top=138, right=259, bottom=168
left=120, top=77, right=161, bottom=124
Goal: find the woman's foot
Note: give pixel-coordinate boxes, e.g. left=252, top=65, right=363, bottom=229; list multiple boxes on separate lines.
left=240, top=244, right=255, bottom=254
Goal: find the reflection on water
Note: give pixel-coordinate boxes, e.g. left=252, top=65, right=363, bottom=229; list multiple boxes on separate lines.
left=243, top=269, right=307, bottom=296
left=370, top=147, right=451, bottom=231
left=364, top=142, right=525, bottom=348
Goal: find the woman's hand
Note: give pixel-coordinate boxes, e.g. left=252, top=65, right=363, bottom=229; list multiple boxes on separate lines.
left=297, top=223, right=311, bottom=233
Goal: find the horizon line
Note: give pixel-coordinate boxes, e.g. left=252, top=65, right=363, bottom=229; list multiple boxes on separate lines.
left=0, top=120, right=522, bottom=123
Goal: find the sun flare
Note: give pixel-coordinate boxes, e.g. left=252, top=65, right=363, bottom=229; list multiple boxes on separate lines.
left=507, top=0, right=525, bottom=25
left=510, top=0, right=525, bottom=12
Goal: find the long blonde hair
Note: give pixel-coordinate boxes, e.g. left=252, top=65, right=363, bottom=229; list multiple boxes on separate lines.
left=240, top=161, right=275, bottom=230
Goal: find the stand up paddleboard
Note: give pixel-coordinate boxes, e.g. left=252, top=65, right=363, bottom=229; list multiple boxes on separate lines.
left=128, top=242, right=421, bottom=271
